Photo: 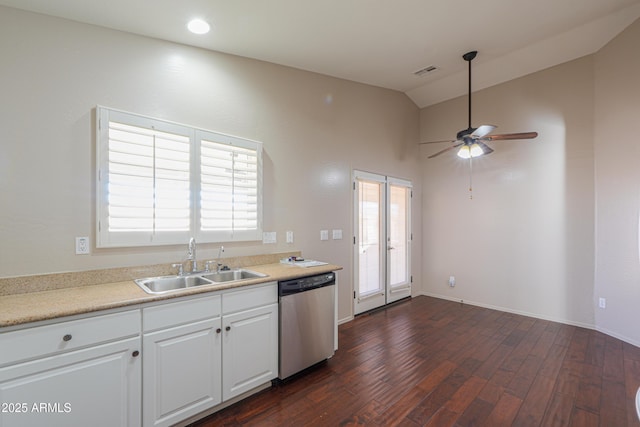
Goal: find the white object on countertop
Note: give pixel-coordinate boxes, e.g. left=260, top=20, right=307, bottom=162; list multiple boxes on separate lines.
left=280, top=258, right=328, bottom=268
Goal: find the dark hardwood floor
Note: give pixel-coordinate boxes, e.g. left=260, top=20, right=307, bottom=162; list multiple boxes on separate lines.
left=191, top=296, right=640, bottom=426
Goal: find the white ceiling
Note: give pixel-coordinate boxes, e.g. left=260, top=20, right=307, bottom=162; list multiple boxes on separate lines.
left=2, top=0, right=640, bottom=108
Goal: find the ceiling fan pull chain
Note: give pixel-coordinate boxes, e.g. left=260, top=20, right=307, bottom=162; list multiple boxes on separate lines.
left=469, top=157, right=473, bottom=199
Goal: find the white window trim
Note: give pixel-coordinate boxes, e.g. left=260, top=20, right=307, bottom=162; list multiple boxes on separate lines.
left=96, top=106, right=263, bottom=248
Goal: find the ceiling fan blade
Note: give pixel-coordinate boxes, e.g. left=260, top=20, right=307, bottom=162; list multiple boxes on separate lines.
left=475, top=141, right=494, bottom=156
left=419, top=139, right=457, bottom=145
left=470, top=125, right=496, bottom=139
left=482, top=132, right=538, bottom=141
left=427, top=143, right=463, bottom=159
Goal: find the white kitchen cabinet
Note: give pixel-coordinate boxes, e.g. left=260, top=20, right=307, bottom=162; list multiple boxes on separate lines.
left=221, top=283, right=278, bottom=400
left=141, top=284, right=278, bottom=409
left=0, top=310, right=141, bottom=427
left=142, top=294, right=222, bottom=427
left=0, top=281, right=279, bottom=427
left=222, top=302, right=278, bottom=400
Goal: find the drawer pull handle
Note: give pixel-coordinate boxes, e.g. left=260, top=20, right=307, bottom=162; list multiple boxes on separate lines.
left=62, top=334, right=72, bottom=342
left=132, top=350, right=140, bottom=357
left=225, top=326, right=231, bottom=331
left=216, top=328, right=222, bottom=333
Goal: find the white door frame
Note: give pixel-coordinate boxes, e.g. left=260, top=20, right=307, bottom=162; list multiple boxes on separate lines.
left=353, top=171, right=412, bottom=315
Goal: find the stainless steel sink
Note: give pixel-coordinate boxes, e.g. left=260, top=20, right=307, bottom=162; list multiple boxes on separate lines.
left=135, top=275, right=213, bottom=294
left=134, top=269, right=268, bottom=294
left=201, top=269, right=267, bottom=283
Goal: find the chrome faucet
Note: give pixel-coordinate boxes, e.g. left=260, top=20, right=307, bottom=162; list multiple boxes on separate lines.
left=187, top=237, right=197, bottom=273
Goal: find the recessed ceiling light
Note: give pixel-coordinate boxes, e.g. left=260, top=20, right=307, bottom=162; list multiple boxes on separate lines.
left=187, top=19, right=210, bottom=35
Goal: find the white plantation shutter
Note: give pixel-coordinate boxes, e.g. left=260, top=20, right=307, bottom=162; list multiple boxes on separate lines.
left=197, top=131, right=262, bottom=241
left=107, top=122, right=191, bottom=232
left=97, top=107, right=262, bottom=247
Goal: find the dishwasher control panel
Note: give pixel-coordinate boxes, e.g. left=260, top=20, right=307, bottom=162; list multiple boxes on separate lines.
left=278, top=273, right=335, bottom=296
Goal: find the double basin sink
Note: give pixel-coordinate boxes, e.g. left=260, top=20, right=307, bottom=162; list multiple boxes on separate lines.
left=135, top=269, right=267, bottom=294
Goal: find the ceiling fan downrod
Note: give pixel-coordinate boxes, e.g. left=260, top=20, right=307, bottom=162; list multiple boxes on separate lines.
left=462, top=50, right=477, bottom=131
left=463, top=51, right=478, bottom=201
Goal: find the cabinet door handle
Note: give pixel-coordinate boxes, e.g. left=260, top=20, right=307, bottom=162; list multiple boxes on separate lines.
left=216, top=328, right=222, bottom=334
left=225, top=326, right=231, bottom=331
left=62, top=334, right=72, bottom=342
left=132, top=350, right=140, bottom=357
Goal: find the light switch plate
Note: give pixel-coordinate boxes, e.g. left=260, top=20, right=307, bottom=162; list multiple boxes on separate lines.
left=262, top=231, right=277, bottom=244
left=320, top=230, right=329, bottom=241
left=332, top=229, right=343, bottom=240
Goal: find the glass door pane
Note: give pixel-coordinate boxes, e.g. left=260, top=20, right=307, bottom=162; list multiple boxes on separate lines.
left=358, top=180, right=383, bottom=296
left=387, top=179, right=412, bottom=303
left=353, top=171, right=386, bottom=314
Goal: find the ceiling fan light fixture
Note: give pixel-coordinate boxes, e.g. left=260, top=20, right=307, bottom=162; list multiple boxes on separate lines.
left=457, top=143, right=484, bottom=159
left=469, top=143, right=484, bottom=157
left=457, top=145, right=471, bottom=159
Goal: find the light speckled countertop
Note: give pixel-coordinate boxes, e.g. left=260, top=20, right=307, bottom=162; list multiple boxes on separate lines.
left=0, top=262, right=342, bottom=328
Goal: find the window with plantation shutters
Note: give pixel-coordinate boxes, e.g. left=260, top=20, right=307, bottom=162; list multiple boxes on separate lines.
left=197, top=130, right=262, bottom=242
left=96, top=107, right=262, bottom=248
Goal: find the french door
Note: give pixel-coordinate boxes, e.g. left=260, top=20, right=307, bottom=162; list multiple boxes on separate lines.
left=353, top=171, right=412, bottom=315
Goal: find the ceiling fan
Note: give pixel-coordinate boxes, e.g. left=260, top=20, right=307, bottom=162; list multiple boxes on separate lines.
left=420, top=50, right=538, bottom=159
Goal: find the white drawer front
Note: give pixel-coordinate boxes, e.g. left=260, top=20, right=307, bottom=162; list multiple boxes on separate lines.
left=0, top=310, right=140, bottom=366
left=143, top=294, right=221, bottom=333
left=222, top=282, right=277, bottom=315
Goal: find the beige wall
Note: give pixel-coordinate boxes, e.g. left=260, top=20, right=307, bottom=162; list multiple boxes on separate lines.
left=594, top=19, right=640, bottom=345
left=421, top=18, right=640, bottom=347
left=420, top=56, right=596, bottom=328
left=3, top=4, right=637, bottom=345
left=0, top=7, right=422, bottom=324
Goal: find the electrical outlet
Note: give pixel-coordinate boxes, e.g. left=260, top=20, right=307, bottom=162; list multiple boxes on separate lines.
left=286, top=231, right=294, bottom=244
left=598, top=298, right=606, bottom=309
left=75, top=237, right=90, bottom=255
left=448, top=276, right=455, bottom=287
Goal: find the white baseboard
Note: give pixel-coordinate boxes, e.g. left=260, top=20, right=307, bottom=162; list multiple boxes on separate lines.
left=421, top=291, right=595, bottom=329
left=340, top=292, right=639, bottom=350
left=338, top=315, right=354, bottom=325
left=595, top=325, right=640, bottom=348
left=421, top=291, right=640, bottom=348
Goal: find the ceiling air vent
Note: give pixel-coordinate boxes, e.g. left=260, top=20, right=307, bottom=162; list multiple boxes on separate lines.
left=413, top=65, right=439, bottom=77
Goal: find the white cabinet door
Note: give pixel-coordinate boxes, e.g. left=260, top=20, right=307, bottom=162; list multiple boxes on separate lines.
left=143, top=318, right=222, bottom=427
left=222, top=303, right=278, bottom=401
left=0, top=337, right=141, bottom=427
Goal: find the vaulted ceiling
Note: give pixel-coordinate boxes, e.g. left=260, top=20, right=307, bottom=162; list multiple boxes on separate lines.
left=2, top=0, right=639, bottom=107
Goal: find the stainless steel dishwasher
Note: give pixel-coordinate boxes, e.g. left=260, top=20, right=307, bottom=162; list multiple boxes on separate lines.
left=278, top=272, right=335, bottom=379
